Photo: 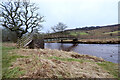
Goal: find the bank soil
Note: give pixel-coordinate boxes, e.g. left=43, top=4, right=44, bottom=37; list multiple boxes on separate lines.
left=7, top=48, right=117, bottom=78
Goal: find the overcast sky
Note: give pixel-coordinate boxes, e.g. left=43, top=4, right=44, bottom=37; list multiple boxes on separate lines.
left=16, top=0, right=120, bottom=32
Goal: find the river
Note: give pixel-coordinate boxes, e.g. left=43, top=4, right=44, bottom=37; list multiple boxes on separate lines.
left=45, top=43, right=118, bottom=63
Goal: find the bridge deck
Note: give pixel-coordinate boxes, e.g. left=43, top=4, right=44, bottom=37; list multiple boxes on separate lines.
left=44, top=34, right=76, bottom=39
left=17, top=34, right=77, bottom=48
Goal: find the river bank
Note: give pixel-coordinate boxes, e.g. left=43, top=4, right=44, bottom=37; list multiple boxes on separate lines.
left=2, top=43, right=118, bottom=78
left=58, top=39, right=119, bottom=44
left=46, top=38, right=119, bottom=44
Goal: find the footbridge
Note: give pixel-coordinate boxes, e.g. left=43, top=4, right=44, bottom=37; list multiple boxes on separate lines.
left=17, top=33, right=78, bottom=49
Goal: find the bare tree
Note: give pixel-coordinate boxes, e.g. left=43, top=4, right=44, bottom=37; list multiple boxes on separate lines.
left=46, top=30, right=51, bottom=34
left=51, top=26, right=57, bottom=33
left=51, top=22, right=67, bottom=33
left=0, top=1, right=44, bottom=39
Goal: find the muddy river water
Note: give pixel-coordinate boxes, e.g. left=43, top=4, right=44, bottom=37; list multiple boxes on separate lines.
left=45, top=43, right=118, bottom=63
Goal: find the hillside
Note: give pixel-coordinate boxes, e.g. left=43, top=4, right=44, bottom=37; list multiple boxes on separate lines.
left=64, top=24, right=119, bottom=42
left=65, top=24, right=119, bottom=31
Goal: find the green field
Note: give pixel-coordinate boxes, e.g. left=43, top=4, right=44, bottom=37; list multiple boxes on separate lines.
left=64, top=25, right=119, bottom=40
left=104, top=31, right=120, bottom=34
left=69, top=31, right=88, bottom=36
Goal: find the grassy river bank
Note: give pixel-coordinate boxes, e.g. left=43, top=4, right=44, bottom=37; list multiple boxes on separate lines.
left=2, top=43, right=119, bottom=79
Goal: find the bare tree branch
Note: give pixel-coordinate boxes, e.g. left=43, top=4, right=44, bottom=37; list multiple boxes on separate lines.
left=51, top=22, right=67, bottom=33
left=0, top=1, right=44, bottom=38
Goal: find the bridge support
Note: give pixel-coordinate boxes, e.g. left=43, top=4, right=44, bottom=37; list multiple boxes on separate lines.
left=73, top=38, right=78, bottom=42
left=61, top=39, right=63, bottom=43
left=28, top=39, right=44, bottom=49
left=28, top=35, right=44, bottom=49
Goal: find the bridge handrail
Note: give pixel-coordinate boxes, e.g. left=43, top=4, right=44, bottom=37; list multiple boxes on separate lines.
left=17, top=33, right=77, bottom=48
left=44, top=34, right=76, bottom=39
left=17, top=33, right=33, bottom=48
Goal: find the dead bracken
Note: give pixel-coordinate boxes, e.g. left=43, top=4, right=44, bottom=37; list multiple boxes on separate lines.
left=71, top=54, right=105, bottom=62
left=9, top=48, right=114, bottom=78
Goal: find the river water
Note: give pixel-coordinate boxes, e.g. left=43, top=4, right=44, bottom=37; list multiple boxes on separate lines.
left=45, top=43, right=118, bottom=63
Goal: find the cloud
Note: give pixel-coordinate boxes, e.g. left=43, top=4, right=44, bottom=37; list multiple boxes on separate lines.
left=30, top=0, right=119, bottom=32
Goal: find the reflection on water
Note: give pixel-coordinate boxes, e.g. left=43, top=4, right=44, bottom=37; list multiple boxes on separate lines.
left=45, top=43, right=118, bottom=63
left=45, top=43, right=78, bottom=51
left=58, top=43, right=78, bottom=51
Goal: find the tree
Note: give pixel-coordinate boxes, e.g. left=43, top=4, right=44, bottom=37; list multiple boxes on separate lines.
left=46, top=30, right=51, bottom=34
left=2, top=28, right=17, bottom=42
left=0, top=1, right=44, bottom=39
left=51, top=22, right=67, bottom=33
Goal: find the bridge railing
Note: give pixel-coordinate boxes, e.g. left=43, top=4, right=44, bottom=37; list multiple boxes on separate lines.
left=44, top=34, right=75, bottom=39
left=17, top=33, right=33, bottom=48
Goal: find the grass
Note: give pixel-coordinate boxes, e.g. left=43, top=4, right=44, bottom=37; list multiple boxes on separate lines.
left=69, top=31, right=88, bottom=36
left=3, top=67, right=25, bottom=78
left=104, top=31, right=120, bottom=34
left=118, top=36, right=120, bottom=38
left=69, top=32, right=78, bottom=36
left=48, top=56, right=85, bottom=63
left=2, top=46, right=26, bottom=78
left=79, top=32, right=88, bottom=35
left=97, top=61, right=118, bottom=78
left=50, top=56, right=119, bottom=78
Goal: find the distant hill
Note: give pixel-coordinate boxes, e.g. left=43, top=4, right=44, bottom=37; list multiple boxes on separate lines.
left=63, top=24, right=119, bottom=40
left=65, top=24, right=119, bottom=31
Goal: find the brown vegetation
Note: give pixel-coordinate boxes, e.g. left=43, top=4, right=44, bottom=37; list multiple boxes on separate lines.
left=2, top=42, right=17, bottom=47
left=8, top=48, right=114, bottom=78
left=60, top=38, right=119, bottom=44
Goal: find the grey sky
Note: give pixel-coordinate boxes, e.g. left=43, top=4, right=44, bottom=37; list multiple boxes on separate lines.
left=21, top=0, right=120, bottom=32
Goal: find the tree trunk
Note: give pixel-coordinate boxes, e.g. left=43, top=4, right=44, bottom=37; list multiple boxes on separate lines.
left=15, top=32, right=23, bottom=42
